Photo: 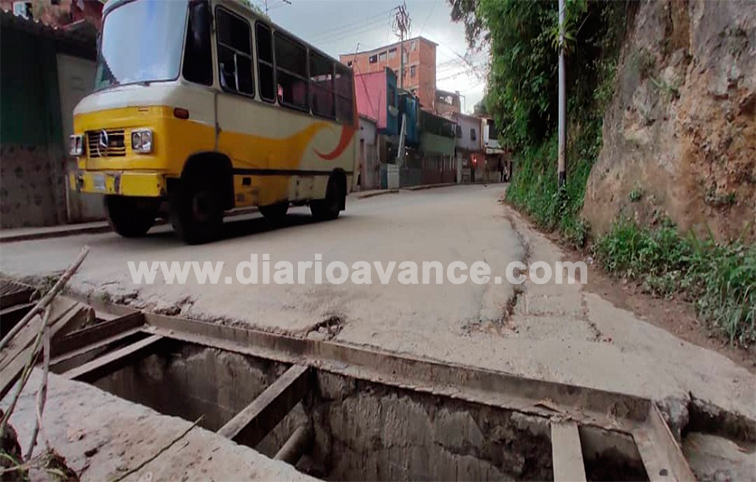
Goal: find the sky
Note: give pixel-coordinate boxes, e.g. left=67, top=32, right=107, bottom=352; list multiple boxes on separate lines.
left=262, top=0, right=489, bottom=113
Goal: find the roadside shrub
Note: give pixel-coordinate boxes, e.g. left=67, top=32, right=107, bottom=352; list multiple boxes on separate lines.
left=595, top=218, right=756, bottom=346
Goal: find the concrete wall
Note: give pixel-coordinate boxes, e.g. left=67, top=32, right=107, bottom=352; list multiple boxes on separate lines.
left=358, top=117, right=380, bottom=190
left=1, top=26, right=68, bottom=228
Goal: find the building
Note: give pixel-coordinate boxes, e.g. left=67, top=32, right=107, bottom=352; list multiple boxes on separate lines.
left=353, top=68, right=399, bottom=137
left=340, top=37, right=437, bottom=112
left=0, top=8, right=101, bottom=228
left=357, top=116, right=380, bottom=191
left=0, top=0, right=103, bottom=29
left=481, top=117, right=510, bottom=182
left=434, top=89, right=461, bottom=117
left=445, top=112, right=482, bottom=183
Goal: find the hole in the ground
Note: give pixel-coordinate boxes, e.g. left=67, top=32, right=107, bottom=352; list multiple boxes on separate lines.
left=86, top=342, right=647, bottom=481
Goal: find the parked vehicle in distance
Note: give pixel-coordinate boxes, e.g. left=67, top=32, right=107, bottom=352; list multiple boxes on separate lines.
left=69, top=0, right=358, bottom=244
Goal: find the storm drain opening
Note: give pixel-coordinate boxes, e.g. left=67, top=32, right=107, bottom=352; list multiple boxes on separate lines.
left=50, top=335, right=655, bottom=482
left=0, top=295, right=692, bottom=481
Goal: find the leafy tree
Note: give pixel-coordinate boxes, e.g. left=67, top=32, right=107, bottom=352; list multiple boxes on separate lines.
left=449, top=0, right=633, bottom=244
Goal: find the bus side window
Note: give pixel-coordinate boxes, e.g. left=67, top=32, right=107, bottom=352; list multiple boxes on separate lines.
left=183, top=0, right=213, bottom=86
left=309, top=51, right=334, bottom=119
left=216, top=8, right=254, bottom=96
left=274, top=31, right=308, bottom=112
left=255, top=22, right=275, bottom=103
left=335, top=65, right=353, bottom=124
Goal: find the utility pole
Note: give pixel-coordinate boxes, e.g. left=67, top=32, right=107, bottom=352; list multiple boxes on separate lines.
left=557, top=0, right=567, bottom=188
left=393, top=2, right=411, bottom=90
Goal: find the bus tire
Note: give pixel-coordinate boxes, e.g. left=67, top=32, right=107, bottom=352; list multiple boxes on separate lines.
left=311, top=176, right=343, bottom=221
left=259, top=202, right=288, bottom=222
left=168, top=177, right=223, bottom=245
left=104, top=195, right=156, bottom=238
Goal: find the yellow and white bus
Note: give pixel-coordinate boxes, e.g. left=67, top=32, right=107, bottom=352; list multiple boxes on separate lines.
left=69, top=0, right=357, bottom=244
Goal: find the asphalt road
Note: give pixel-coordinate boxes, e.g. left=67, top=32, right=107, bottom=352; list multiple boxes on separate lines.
left=0, top=185, right=753, bottom=423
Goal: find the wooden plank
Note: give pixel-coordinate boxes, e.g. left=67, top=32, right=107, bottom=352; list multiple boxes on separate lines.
left=218, top=364, right=310, bottom=446
left=551, top=421, right=587, bottom=482
left=51, top=312, right=145, bottom=358
left=50, top=327, right=144, bottom=374
left=0, top=302, right=35, bottom=337
left=634, top=404, right=696, bottom=482
left=63, top=334, right=163, bottom=383
left=0, top=298, right=86, bottom=399
left=0, top=286, right=33, bottom=309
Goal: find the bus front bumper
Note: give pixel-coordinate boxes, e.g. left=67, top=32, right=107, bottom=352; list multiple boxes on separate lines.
left=69, top=171, right=167, bottom=197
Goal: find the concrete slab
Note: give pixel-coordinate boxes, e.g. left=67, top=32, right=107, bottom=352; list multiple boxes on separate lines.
left=2, top=370, right=316, bottom=481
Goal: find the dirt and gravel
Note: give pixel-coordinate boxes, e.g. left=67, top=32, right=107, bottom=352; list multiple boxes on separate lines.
left=0, top=185, right=753, bottom=431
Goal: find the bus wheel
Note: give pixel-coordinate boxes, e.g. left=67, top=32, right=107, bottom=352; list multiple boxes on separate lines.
left=105, top=195, right=156, bottom=238
left=311, top=176, right=343, bottom=221
left=259, top=202, right=288, bottom=222
left=169, top=178, right=223, bottom=245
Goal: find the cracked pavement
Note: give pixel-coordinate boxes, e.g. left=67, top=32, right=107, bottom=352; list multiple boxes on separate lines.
left=0, top=185, right=753, bottom=423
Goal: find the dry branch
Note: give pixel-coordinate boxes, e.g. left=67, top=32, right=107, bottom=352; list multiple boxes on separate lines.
left=0, top=246, right=89, bottom=353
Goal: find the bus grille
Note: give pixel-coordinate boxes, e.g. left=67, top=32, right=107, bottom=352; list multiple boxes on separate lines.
left=87, top=129, right=126, bottom=158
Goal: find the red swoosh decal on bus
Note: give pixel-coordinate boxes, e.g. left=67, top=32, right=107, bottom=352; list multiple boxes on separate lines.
left=315, top=125, right=356, bottom=160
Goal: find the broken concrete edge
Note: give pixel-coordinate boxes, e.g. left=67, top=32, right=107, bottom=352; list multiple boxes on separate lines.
left=2, top=369, right=318, bottom=482
left=6, top=278, right=756, bottom=453
left=0, top=207, right=260, bottom=244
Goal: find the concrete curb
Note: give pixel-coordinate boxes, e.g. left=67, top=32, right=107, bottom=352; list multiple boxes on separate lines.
left=0, top=207, right=260, bottom=244
left=352, top=189, right=400, bottom=200
left=402, top=183, right=457, bottom=191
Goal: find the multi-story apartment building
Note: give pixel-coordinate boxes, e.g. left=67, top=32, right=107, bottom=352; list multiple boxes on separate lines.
left=340, top=36, right=437, bottom=112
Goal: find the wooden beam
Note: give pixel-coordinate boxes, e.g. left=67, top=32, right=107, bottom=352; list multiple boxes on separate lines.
left=63, top=334, right=163, bottom=383
left=52, top=312, right=145, bottom=358
left=634, top=404, right=696, bottom=482
left=0, top=299, right=86, bottom=399
left=551, top=421, right=587, bottom=482
left=50, top=327, right=144, bottom=374
left=218, top=364, right=310, bottom=446
left=0, top=302, right=35, bottom=337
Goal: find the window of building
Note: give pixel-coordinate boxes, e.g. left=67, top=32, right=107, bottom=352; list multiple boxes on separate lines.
left=216, top=8, right=254, bottom=96
left=183, top=0, right=213, bottom=86
left=456, top=125, right=463, bottom=138
left=335, top=65, right=354, bottom=124
left=369, top=54, right=377, bottom=64
left=410, top=65, right=416, bottom=78
left=411, top=40, right=418, bottom=51
left=310, top=51, right=334, bottom=119
left=255, top=23, right=275, bottom=102
left=470, top=128, right=477, bottom=141
left=379, top=51, right=387, bottom=62
left=388, top=48, right=397, bottom=59
left=274, top=31, right=308, bottom=111
left=347, top=60, right=353, bottom=67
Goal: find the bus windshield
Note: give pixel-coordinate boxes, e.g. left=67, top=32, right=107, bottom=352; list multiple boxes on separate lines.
left=95, top=0, right=188, bottom=91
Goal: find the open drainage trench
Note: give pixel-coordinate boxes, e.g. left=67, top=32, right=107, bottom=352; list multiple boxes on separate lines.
left=87, top=340, right=648, bottom=481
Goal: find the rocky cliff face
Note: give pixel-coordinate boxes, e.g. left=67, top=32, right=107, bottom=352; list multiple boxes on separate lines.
left=583, top=0, right=755, bottom=242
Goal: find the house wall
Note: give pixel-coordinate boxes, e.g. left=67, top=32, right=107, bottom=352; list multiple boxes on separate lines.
left=353, top=70, right=398, bottom=135
left=453, top=114, right=482, bottom=153
left=1, top=26, right=67, bottom=228
left=0, top=18, right=96, bottom=228
left=358, top=117, right=380, bottom=190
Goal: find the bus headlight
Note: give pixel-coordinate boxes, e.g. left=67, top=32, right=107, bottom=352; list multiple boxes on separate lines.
left=69, top=135, right=83, bottom=156
left=131, top=129, right=153, bottom=154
